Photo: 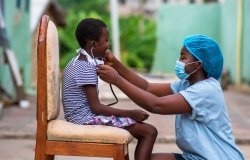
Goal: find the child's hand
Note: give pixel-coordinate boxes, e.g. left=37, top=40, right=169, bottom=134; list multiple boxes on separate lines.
left=104, top=49, right=117, bottom=66
left=131, top=109, right=149, bottom=122
left=97, top=65, right=121, bottom=85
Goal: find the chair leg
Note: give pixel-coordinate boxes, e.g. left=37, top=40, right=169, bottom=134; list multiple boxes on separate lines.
left=114, top=144, right=126, bottom=160
left=45, top=155, right=54, bottom=160
left=35, top=149, right=45, bottom=160
left=35, top=138, right=54, bottom=160
left=35, top=149, right=54, bottom=160
left=35, top=142, right=46, bottom=160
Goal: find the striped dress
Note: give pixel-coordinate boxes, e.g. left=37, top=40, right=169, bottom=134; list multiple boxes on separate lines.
left=62, top=59, right=135, bottom=128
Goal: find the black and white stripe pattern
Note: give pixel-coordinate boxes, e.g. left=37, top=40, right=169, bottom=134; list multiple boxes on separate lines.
left=62, top=58, right=136, bottom=127
left=62, top=59, right=98, bottom=124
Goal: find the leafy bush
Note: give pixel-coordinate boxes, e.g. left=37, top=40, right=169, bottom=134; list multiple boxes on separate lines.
left=123, top=51, right=144, bottom=69
left=58, top=10, right=109, bottom=68
left=58, top=0, right=156, bottom=71
left=119, top=16, right=156, bottom=71
left=58, top=0, right=110, bottom=69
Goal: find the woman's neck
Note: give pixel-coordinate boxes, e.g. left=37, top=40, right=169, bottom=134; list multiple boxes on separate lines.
left=187, top=70, right=207, bottom=85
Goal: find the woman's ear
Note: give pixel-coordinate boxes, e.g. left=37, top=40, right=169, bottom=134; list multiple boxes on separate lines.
left=197, top=61, right=203, bottom=70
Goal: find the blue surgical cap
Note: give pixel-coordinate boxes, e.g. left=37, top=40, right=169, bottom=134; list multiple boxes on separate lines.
left=183, top=34, right=223, bottom=80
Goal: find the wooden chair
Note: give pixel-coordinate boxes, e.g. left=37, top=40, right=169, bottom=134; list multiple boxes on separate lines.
left=35, top=15, right=134, bottom=160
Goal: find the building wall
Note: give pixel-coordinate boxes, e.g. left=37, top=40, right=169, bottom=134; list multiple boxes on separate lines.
left=220, top=0, right=237, bottom=83
left=0, top=0, right=31, bottom=98
left=221, top=0, right=250, bottom=84
left=151, top=3, right=221, bottom=74
left=241, top=0, right=250, bottom=84
left=119, top=0, right=209, bottom=17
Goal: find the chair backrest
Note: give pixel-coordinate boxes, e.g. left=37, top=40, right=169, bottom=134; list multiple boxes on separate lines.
left=46, top=19, right=60, bottom=120
left=37, top=15, right=60, bottom=124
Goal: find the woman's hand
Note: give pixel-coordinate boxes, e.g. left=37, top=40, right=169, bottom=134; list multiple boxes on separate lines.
left=130, top=109, right=149, bottom=122
left=97, top=65, right=121, bottom=85
left=104, top=49, right=117, bottom=66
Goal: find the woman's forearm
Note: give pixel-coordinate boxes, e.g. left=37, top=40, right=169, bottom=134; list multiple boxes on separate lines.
left=113, top=59, right=149, bottom=90
left=115, top=76, right=158, bottom=113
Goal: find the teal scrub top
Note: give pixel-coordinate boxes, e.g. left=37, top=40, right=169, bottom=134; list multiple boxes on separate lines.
left=171, top=77, right=245, bottom=160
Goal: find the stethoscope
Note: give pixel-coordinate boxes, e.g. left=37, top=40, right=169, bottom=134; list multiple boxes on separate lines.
left=75, top=47, right=118, bottom=106
left=91, top=49, right=119, bottom=106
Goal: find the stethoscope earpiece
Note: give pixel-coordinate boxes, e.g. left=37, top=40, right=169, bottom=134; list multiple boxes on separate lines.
left=92, top=41, right=96, bottom=48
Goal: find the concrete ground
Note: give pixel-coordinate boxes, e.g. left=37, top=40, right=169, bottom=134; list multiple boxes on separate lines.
left=0, top=139, right=250, bottom=160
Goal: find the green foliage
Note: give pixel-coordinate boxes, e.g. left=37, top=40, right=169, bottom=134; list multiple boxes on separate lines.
left=123, top=51, right=144, bottom=69
left=58, top=0, right=109, bottom=16
left=58, top=0, right=110, bottom=69
left=58, top=0, right=156, bottom=71
left=119, top=16, right=156, bottom=71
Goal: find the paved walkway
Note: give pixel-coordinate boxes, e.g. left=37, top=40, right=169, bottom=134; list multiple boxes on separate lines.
left=1, top=139, right=250, bottom=160
left=0, top=73, right=250, bottom=159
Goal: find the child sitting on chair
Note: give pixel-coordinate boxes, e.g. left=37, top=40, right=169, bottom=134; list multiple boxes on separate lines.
left=62, top=18, right=157, bottom=160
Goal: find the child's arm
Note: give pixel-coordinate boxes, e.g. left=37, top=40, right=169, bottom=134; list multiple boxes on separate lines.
left=97, top=65, right=192, bottom=115
left=84, top=85, right=149, bottom=122
left=105, top=51, right=173, bottom=97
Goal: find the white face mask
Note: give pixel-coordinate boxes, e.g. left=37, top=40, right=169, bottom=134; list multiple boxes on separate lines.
left=174, top=60, right=200, bottom=80
left=73, top=47, right=104, bottom=66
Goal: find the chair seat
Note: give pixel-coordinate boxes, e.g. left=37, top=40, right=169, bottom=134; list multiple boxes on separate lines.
left=47, top=120, right=134, bottom=144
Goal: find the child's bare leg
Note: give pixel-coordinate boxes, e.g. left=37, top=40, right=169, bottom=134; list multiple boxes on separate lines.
left=151, top=153, right=176, bottom=160
left=125, top=122, right=157, bottom=160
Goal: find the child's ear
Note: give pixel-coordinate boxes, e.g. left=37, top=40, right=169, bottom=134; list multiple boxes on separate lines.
left=92, top=41, right=96, bottom=48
